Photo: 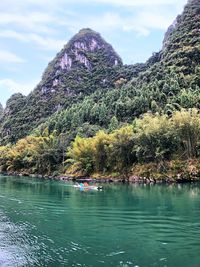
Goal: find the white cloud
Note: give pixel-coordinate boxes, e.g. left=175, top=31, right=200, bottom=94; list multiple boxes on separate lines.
left=0, top=31, right=66, bottom=51
left=0, top=12, right=56, bottom=33
left=136, top=10, right=173, bottom=30
left=0, top=1, right=188, bottom=53
left=0, top=0, right=188, bottom=46
left=0, top=0, right=66, bottom=10
left=28, top=34, right=66, bottom=51
left=55, top=0, right=187, bottom=36
left=0, top=50, right=25, bottom=63
left=0, top=12, right=52, bottom=25
left=0, top=78, right=37, bottom=106
left=72, top=0, right=187, bottom=7
left=121, top=7, right=175, bottom=35
left=0, top=0, right=187, bottom=8
left=62, top=8, right=176, bottom=37
left=0, top=30, right=28, bottom=42
left=0, top=78, right=36, bottom=95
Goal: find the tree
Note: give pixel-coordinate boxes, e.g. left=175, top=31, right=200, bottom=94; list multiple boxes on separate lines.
left=108, top=116, right=119, bottom=132
left=134, top=114, right=177, bottom=163
left=172, top=109, right=200, bottom=158
left=93, top=131, right=111, bottom=173
left=111, top=126, right=135, bottom=176
left=67, top=136, right=95, bottom=175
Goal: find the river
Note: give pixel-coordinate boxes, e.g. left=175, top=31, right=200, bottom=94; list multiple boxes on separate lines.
left=0, top=175, right=200, bottom=267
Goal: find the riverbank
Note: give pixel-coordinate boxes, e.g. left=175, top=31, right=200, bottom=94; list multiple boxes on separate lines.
left=67, top=159, right=200, bottom=184
left=1, top=159, right=200, bottom=184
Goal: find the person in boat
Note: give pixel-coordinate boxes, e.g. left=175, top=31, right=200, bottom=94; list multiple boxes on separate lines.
left=84, top=182, right=89, bottom=187
left=80, top=182, right=84, bottom=188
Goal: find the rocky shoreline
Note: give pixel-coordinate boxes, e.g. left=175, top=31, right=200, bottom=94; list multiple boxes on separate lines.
left=1, top=171, right=199, bottom=184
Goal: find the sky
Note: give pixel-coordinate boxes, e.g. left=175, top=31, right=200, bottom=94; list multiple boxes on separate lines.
left=0, top=0, right=188, bottom=107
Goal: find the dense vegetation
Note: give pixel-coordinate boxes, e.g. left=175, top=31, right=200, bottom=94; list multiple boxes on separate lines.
left=0, top=0, right=200, bottom=181
left=37, top=70, right=200, bottom=140
left=0, top=109, right=199, bottom=181
left=0, top=130, right=63, bottom=175
left=67, top=109, right=200, bottom=178
left=0, top=29, right=142, bottom=144
left=32, top=0, right=200, bottom=140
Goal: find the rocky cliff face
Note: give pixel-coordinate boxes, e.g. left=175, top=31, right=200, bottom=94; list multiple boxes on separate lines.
left=38, top=28, right=123, bottom=100
left=0, top=29, right=124, bottom=144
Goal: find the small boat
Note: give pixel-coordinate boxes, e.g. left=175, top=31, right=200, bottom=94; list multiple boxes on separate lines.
left=74, top=184, right=102, bottom=191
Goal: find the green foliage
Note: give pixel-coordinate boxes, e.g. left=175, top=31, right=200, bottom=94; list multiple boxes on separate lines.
left=172, top=109, right=200, bottom=158
left=66, top=109, right=200, bottom=176
left=67, top=136, right=95, bottom=175
left=133, top=114, right=178, bottom=163
left=110, top=126, right=135, bottom=176
left=0, top=1, right=200, bottom=180
left=2, top=0, right=200, bottom=145
left=35, top=68, right=200, bottom=139
left=162, top=0, right=200, bottom=75
left=108, top=116, right=119, bottom=132
left=0, top=29, right=131, bottom=144
left=0, top=109, right=200, bottom=177
left=67, top=126, right=135, bottom=176
left=0, top=130, right=63, bottom=175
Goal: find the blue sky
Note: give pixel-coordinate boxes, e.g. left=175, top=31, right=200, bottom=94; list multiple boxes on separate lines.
left=0, top=0, right=188, bottom=106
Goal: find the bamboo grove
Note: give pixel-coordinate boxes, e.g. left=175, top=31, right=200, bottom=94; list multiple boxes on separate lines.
left=0, top=109, right=200, bottom=180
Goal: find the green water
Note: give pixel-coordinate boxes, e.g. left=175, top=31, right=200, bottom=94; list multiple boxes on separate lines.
left=0, top=176, right=200, bottom=267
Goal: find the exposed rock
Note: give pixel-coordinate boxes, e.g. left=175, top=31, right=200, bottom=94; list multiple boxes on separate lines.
left=0, top=28, right=123, bottom=144
left=59, top=53, right=72, bottom=70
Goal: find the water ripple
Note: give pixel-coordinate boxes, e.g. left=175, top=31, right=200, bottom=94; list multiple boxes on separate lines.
left=0, top=176, right=200, bottom=267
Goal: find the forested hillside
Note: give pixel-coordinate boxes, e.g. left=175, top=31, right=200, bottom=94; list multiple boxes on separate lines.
left=0, top=0, right=199, bottom=181
left=0, top=29, right=143, bottom=144
left=36, top=0, right=200, bottom=140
